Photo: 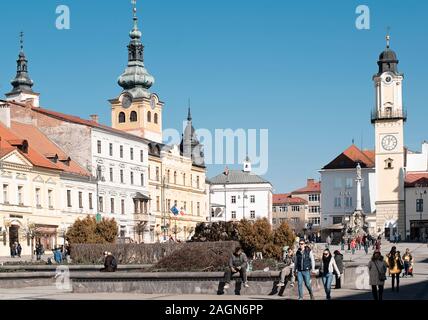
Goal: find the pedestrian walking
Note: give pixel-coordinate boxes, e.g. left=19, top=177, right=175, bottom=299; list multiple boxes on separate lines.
left=347, top=237, right=351, bottom=251
left=16, top=243, right=22, bottom=258
left=277, top=247, right=296, bottom=287
left=10, top=242, right=17, bottom=258
left=224, top=247, right=249, bottom=289
left=386, top=246, right=404, bottom=292
left=402, top=248, right=413, bottom=277
left=351, top=238, right=356, bottom=255
left=368, top=250, right=388, bottom=301
left=333, top=250, right=344, bottom=289
left=294, top=240, right=316, bottom=300
left=340, top=236, right=345, bottom=251
left=319, top=249, right=340, bottom=300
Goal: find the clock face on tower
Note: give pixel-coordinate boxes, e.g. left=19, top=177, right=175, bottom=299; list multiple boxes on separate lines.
left=382, top=135, right=398, bottom=151
left=120, top=93, right=133, bottom=109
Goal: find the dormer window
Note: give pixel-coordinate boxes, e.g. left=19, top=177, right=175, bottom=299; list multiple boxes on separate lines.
left=59, top=157, right=71, bottom=166
left=45, top=153, right=59, bottom=163
left=385, top=158, right=394, bottom=169
left=8, top=139, right=29, bottom=154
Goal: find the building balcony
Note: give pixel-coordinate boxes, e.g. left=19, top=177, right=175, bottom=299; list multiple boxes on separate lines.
left=371, top=109, right=407, bottom=123
left=134, top=213, right=156, bottom=224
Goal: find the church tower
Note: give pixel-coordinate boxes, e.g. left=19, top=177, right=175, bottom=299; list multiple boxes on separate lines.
left=5, top=32, right=40, bottom=107
left=110, top=0, right=163, bottom=143
left=372, top=34, right=406, bottom=237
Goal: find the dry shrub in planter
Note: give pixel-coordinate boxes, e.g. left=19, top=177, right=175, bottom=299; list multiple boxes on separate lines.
left=153, top=241, right=239, bottom=272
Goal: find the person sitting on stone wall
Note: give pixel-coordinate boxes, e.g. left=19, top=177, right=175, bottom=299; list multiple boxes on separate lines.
left=100, top=251, right=118, bottom=272
left=224, top=247, right=249, bottom=289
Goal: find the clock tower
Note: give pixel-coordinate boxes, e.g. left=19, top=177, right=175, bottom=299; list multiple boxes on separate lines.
left=372, top=35, right=406, bottom=237
left=110, top=0, right=163, bottom=143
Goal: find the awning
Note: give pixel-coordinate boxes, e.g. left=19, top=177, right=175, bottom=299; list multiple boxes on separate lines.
left=134, top=192, right=151, bottom=201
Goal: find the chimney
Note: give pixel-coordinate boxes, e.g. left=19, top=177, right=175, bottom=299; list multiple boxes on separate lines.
left=90, top=114, right=99, bottom=123
left=0, top=103, right=11, bottom=128
left=307, top=179, right=315, bottom=186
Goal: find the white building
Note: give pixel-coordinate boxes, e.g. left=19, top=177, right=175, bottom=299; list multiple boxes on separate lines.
left=320, top=145, right=377, bottom=235
left=209, top=158, right=273, bottom=223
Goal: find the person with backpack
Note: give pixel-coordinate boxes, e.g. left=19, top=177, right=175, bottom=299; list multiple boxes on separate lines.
left=294, top=240, right=316, bottom=300
left=100, top=251, right=117, bottom=272
left=385, top=246, right=403, bottom=292
left=368, top=250, right=388, bottom=301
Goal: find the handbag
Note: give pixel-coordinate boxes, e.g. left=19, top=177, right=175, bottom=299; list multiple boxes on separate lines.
left=374, top=261, right=387, bottom=281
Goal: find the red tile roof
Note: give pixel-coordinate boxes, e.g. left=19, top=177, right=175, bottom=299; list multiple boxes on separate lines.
left=2, top=100, right=151, bottom=144
left=273, top=194, right=307, bottom=205
left=10, top=121, right=90, bottom=176
left=405, top=172, right=428, bottom=187
left=323, top=145, right=375, bottom=170
left=292, top=179, right=321, bottom=194
left=0, top=123, right=61, bottom=171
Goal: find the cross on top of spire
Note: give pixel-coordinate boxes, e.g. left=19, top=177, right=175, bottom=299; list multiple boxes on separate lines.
left=386, top=26, right=391, bottom=49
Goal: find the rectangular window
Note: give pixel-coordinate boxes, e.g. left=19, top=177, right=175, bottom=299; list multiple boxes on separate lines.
left=121, top=199, right=125, bottom=215
left=231, top=196, right=236, bottom=204
left=78, top=191, right=83, bottom=208
left=273, top=207, right=276, bottom=213
left=197, top=202, right=200, bottom=216
left=109, top=143, right=113, bottom=156
left=272, top=218, right=277, bottom=225
left=110, top=168, right=113, bottom=182
left=346, top=178, right=353, bottom=189
left=309, top=217, right=321, bottom=225
left=345, top=197, right=353, bottom=208
left=231, top=211, right=237, bottom=219
left=334, top=178, right=342, bottom=189
left=250, top=195, right=255, bottom=203
left=148, top=166, right=151, bottom=180
left=97, top=140, right=102, bottom=154
left=99, top=196, right=104, bottom=212
left=48, top=189, right=53, bottom=208
left=3, top=184, right=9, bottom=204
left=333, top=216, right=343, bottom=224
left=120, top=145, right=123, bottom=158
left=183, top=173, right=186, bottom=186
left=309, top=206, right=320, bottom=213
left=141, top=173, right=144, bottom=186
left=250, top=211, right=256, bottom=219
left=156, top=196, right=160, bottom=211
left=417, top=199, right=424, bottom=213
left=292, top=206, right=300, bottom=212
left=89, top=193, right=93, bottom=210
left=130, top=172, right=134, bottom=185
left=184, top=201, right=187, bottom=211
left=140, top=150, right=144, bottom=163
left=35, top=188, right=41, bottom=207
left=110, top=198, right=115, bottom=213
left=18, top=186, right=24, bottom=205
left=130, top=148, right=134, bottom=160
left=309, top=194, right=320, bottom=202
left=67, top=190, right=72, bottom=208
left=156, top=167, right=160, bottom=181
left=334, top=197, right=341, bottom=208
left=291, top=217, right=299, bottom=224
left=120, top=170, right=124, bottom=183
left=197, top=176, right=200, bottom=189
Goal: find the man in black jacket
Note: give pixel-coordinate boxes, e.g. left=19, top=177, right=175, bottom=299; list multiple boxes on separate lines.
left=224, top=247, right=249, bottom=289
left=294, top=241, right=316, bottom=300
left=100, top=252, right=117, bottom=272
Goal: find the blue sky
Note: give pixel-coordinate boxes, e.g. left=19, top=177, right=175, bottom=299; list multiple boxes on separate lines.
left=1, top=0, right=428, bottom=193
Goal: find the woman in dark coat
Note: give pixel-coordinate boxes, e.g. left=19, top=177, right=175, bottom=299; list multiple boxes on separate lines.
left=333, top=250, right=344, bottom=289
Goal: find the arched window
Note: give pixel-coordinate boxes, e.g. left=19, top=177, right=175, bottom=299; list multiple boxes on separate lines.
left=118, top=112, right=126, bottom=123
left=147, top=111, right=152, bottom=122
left=130, top=111, right=137, bottom=122
left=154, top=113, right=158, bottom=124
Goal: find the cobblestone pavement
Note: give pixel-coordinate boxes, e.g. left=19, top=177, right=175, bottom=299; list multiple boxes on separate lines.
left=0, top=241, right=427, bottom=300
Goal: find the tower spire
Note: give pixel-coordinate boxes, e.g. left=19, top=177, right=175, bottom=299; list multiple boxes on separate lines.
left=118, top=0, right=154, bottom=99
left=187, top=98, right=192, bottom=121
left=386, top=26, right=391, bottom=49
left=10, top=31, right=34, bottom=93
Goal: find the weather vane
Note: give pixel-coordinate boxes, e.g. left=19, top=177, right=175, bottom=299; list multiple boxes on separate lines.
left=386, top=26, right=391, bottom=48
left=19, top=31, right=24, bottom=51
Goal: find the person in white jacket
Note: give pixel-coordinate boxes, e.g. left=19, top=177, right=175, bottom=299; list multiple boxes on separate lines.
left=319, top=249, right=340, bottom=300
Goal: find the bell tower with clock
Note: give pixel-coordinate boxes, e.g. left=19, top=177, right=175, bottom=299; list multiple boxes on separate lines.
left=372, top=34, right=406, bottom=236
left=110, top=0, right=163, bottom=143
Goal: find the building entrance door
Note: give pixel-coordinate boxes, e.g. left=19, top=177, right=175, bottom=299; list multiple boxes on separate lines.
left=9, top=225, right=19, bottom=247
